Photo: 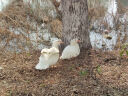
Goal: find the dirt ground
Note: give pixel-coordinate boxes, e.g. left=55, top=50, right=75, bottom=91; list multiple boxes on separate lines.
left=0, top=49, right=128, bottom=96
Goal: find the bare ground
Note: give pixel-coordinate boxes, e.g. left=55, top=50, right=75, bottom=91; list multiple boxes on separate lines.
left=0, top=50, right=128, bottom=96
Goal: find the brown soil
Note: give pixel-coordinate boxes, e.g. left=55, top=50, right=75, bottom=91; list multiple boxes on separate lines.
left=0, top=50, right=128, bottom=96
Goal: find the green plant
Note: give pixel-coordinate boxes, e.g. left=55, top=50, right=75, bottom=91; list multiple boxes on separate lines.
left=120, top=43, right=128, bottom=57
left=96, top=65, right=101, bottom=74
left=39, top=83, right=46, bottom=88
left=79, top=70, right=88, bottom=76
left=6, top=90, right=13, bottom=96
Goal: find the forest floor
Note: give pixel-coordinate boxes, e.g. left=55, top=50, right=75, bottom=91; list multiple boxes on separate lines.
left=0, top=49, right=128, bottom=96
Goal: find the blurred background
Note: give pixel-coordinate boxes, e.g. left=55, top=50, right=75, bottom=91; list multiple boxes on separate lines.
left=0, top=0, right=128, bottom=53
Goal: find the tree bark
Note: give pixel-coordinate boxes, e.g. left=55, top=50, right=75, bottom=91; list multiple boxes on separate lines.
left=61, top=0, right=91, bottom=50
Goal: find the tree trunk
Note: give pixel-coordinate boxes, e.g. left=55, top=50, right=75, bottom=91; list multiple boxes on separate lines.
left=61, top=0, right=91, bottom=50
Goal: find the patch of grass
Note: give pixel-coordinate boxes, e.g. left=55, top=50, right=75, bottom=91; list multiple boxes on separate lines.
left=79, top=70, right=88, bottom=76
left=23, top=79, right=31, bottom=83
left=26, top=52, right=31, bottom=57
left=120, top=43, right=128, bottom=57
left=39, top=83, right=46, bottom=88
left=69, top=67, right=73, bottom=71
left=96, top=65, right=101, bottom=74
left=6, top=90, right=13, bottom=96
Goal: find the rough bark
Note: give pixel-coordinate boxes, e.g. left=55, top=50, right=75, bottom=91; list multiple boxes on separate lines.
left=61, top=0, right=91, bottom=49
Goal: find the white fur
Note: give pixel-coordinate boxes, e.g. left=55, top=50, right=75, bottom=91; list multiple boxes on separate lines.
left=35, top=39, right=61, bottom=70
left=60, top=38, right=80, bottom=59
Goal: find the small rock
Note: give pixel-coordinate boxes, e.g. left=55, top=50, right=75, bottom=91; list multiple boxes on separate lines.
left=104, top=35, right=112, bottom=40
left=0, top=67, right=3, bottom=70
left=102, top=43, right=106, bottom=47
